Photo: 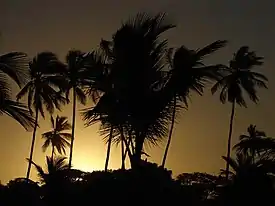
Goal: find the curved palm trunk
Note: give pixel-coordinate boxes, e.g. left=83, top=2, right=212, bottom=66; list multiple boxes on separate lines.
left=161, top=97, right=177, bottom=168
left=26, top=106, right=39, bottom=179
left=225, top=100, right=236, bottom=180
left=121, top=136, right=125, bottom=170
left=68, top=87, right=76, bottom=169
left=105, top=126, right=113, bottom=171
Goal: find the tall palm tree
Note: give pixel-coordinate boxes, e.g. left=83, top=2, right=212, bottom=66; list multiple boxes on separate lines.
left=42, top=115, right=72, bottom=159
left=0, top=52, right=35, bottom=130
left=233, top=124, right=266, bottom=161
left=211, top=46, right=268, bottom=180
left=17, top=52, right=67, bottom=179
left=63, top=50, right=91, bottom=169
left=161, top=40, right=227, bottom=167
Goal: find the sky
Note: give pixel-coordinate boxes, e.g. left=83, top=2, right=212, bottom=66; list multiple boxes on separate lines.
left=1, top=0, right=275, bottom=183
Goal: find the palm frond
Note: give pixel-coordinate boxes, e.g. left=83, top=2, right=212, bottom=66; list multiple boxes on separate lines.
left=16, top=81, right=32, bottom=101
left=222, top=156, right=239, bottom=172
left=42, top=138, right=51, bottom=153
left=26, top=158, right=46, bottom=182
left=0, top=100, right=35, bottom=131
left=0, top=73, right=12, bottom=100
left=75, top=86, right=86, bottom=105
left=50, top=115, right=55, bottom=128
left=196, top=40, right=228, bottom=59
left=59, top=133, right=72, bottom=140
left=0, top=52, right=30, bottom=87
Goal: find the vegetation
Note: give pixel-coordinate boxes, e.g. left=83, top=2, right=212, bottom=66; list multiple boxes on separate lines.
left=42, top=115, right=72, bottom=159
left=0, top=12, right=274, bottom=205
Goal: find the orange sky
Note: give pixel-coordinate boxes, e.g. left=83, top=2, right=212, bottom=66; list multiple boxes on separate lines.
left=1, top=0, right=275, bottom=183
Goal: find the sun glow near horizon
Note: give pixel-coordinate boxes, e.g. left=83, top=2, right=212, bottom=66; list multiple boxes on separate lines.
left=71, top=154, right=105, bottom=172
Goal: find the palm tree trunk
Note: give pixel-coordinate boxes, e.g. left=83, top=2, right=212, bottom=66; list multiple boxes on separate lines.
left=161, top=96, right=176, bottom=168
left=133, top=132, right=145, bottom=169
left=51, top=145, right=54, bottom=159
left=225, top=100, right=236, bottom=180
left=105, top=126, right=113, bottom=171
left=122, top=144, right=128, bottom=166
left=26, top=106, right=39, bottom=179
left=121, top=136, right=125, bottom=170
left=122, top=135, right=133, bottom=166
left=68, top=87, right=77, bottom=169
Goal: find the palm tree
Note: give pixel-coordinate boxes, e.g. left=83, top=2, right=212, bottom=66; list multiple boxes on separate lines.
left=82, top=93, right=125, bottom=171
left=82, top=12, right=176, bottom=169
left=28, top=156, right=69, bottom=185
left=62, top=50, right=91, bottom=169
left=80, top=49, right=122, bottom=171
left=42, top=115, right=72, bottom=159
left=233, top=125, right=275, bottom=161
left=16, top=52, right=67, bottom=179
left=221, top=154, right=275, bottom=205
left=0, top=52, right=35, bottom=130
left=28, top=156, right=76, bottom=205
left=211, top=46, right=268, bottom=180
left=161, top=40, right=227, bottom=167
left=110, top=12, right=176, bottom=169
left=233, top=124, right=266, bottom=161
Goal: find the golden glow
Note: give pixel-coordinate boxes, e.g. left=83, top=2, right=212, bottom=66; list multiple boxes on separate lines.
left=72, top=155, right=103, bottom=172
left=1, top=0, right=273, bottom=183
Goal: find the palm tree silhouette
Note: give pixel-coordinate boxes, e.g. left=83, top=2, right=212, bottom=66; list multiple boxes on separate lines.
left=221, top=153, right=275, bottom=205
left=82, top=92, right=124, bottom=171
left=233, top=125, right=275, bottom=161
left=62, top=50, right=90, bottom=169
left=114, top=12, right=175, bottom=168
left=211, top=46, right=268, bottom=180
left=161, top=40, right=227, bottom=167
left=17, top=52, right=67, bottom=179
left=83, top=12, right=176, bottom=169
left=42, top=115, right=72, bottom=159
left=233, top=125, right=266, bottom=161
left=28, top=156, right=70, bottom=184
left=28, top=156, right=73, bottom=205
left=79, top=49, right=119, bottom=171
left=0, top=52, right=35, bottom=130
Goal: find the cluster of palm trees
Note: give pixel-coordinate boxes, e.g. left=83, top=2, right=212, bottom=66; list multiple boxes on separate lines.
left=0, top=12, right=268, bottom=180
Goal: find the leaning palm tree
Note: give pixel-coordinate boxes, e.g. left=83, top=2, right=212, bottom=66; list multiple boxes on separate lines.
left=211, top=46, right=268, bottom=180
left=0, top=52, right=35, bottom=130
left=17, top=52, right=67, bottom=179
left=62, top=50, right=91, bottom=169
left=233, top=124, right=266, bottom=161
left=161, top=40, right=227, bottom=167
left=42, top=115, right=72, bottom=159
